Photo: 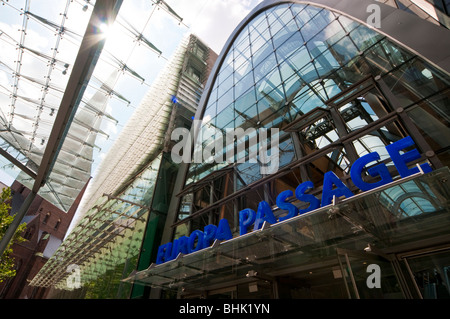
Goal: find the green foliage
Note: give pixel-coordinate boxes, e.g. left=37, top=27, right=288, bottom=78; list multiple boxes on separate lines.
left=0, top=187, right=27, bottom=283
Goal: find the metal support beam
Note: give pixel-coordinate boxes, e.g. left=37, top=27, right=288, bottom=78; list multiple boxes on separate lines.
left=32, top=0, right=123, bottom=193
left=0, top=147, right=37, bottom=179
left=0, top=0, right=123, bottom=258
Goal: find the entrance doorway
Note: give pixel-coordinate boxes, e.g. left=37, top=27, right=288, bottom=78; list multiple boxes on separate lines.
left=402, top=248, right=450, bottom=299
left=276, top=248, right=404, bottom=299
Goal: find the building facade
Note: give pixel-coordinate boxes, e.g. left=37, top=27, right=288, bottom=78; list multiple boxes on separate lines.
left=0, top=180, right=83, bottom=299
left=126, top=0, right=450, bottom=299
left=29, top=34, right=218, bottom=299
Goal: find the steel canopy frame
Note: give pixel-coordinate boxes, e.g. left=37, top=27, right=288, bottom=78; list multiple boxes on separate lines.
left=0, top=0, right=123, bottom=258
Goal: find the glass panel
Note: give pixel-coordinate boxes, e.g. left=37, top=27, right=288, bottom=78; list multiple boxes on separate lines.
left=406, top=90, right=450, bottom=167
left=406, top=250, right=450, bottom=299
left=277, top=45, right=311, bottom=82
left=300, top=8, right=336, bottom=42
left=235, top=87, right=257, bottom=115
left=184, top=3, right=450, bottom=218
left=350, top=25, right=384, bottom=51
left=217, top=88, right=234, bottom=114
left=215, top=105, right=235, bottom=130
left=382, top=57, right=450, bottom=108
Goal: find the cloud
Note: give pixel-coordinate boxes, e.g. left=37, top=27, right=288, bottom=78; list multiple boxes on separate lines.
left=168, top=0, right=263, bottom=53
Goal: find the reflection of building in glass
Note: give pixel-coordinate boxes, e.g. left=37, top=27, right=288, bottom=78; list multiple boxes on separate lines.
left=165, top=0, right=449, bottom=238
left=29, top=34, right=218, bottom=299
left=128, top=0, right=450, bottom=299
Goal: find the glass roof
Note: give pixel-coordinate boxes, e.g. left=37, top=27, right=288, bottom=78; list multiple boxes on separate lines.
left=0, top=0, right=187, bottom=211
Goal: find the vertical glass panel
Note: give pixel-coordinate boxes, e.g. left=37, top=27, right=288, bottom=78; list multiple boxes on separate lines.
left=236, top=161, right=263, bottom=189
left=384, top=57, right=450, bottom=107
left=294, top=5, right=321, bottom=30
left=406, top=90, right=450, bottom=166
left=362, top=38, right=412, bottom=77
left=266, top=5, right=291, bottom=36
left=271, top=17, right=300, bottom=49
left=256, top=64, right=283, bottom=100
left=217, top=87, right=234, bottom=114
left=283, top=72, right=305, bottom=101
left=234, top=25, right=251, bottom=56
left=289, top=3, right=308, bottom=19
left=337, top=14, right=359, bottom=32
left=253, top=50, right=278, bottom=83
left=219, top=48, right=234, bottom=76
left=306, top=19, right=346, bottom=54
left=234, top=67, right=254, bottom=98
left=328, top=36, right=359, bottom=67
left=349, top=25, right=383, bottom=51
left=278, top=135, right=296, bottom=168
left=215, top=105, right=235, bottom=130
left=250, top=27, right=272, bottom=59
left=291, top=84, right=326, bottom=115
left=235, top=86, right=257, bottom=113
left=248, top=10, right=269, bottom=37
left=277, top=45, right=311, bottom=82
left=406, top=250, right=450, bottom=299
left=300, top=111, right=338, bottom=149
left=235, top=104, right=259, bottom=129
left=300, top=8, right=336, bottom=42
left=337, top=89, right=390, bottom=132
left=275, top=30, right=304, bottom=64
left=217, top=72, right=234, bottom=99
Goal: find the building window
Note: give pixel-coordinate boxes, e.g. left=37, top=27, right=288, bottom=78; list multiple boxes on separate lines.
left=187, top=65, right=202, bottom=83
left=43, top=212, right=50, bottom=224
left=54, top=218, right=61, bottom=230
left=24, top=226, right=35, bottom=240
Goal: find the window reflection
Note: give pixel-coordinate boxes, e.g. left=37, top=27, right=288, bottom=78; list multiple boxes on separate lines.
left=178, top=3, right=450, bottom=233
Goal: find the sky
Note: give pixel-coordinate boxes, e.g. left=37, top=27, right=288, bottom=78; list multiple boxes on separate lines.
left=0, top=0, right=263, bottom=190
left=90, top=0, right=264, bottom=177
left=171, top=0, right=263, bottom=53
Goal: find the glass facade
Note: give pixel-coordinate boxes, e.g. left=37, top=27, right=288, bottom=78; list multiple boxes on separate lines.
left=173, top=2, right=450, bottom=240
left=29, top=35, right=218, bottom=299
left=28, top=0, right=450, bottom=300
left=143, top=1, right=450, bottom=299
left=132, top=167, right=450, bottom=299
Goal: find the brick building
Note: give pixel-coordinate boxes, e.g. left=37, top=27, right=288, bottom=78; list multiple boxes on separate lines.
left=0, top=180, right=87, bottom=299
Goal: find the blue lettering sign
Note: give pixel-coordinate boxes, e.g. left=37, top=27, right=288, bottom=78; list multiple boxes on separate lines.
left=239, top=208, right=255, bottom=236
left=156, top=136, right=432, bottom=264
left=254, top=201, right=277, bottom=231
left=276, top=190, right=299, bottom=222
left=216, top=218, right=233, bottom=240
left=295, top=181, right=320, bottom=215
left=386, top=136, right=432, bottom=177
left=350, top=152, right=392, bottom=191
left=156, top=219, right=232, bottom=264
left=321, top=171, right=354, bottom=206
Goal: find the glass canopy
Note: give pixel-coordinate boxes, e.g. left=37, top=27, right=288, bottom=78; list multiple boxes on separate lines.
left=29, top=194, right=150, bottom=290
left=0, top=0, right=185, bottom=211
left=124, top=167, right=450, bottom=292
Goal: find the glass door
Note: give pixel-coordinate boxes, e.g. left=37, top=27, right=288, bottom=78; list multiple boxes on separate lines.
left=337, top=248, right=404, bottom=299
left=403, top=248, right=450, bottom=299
